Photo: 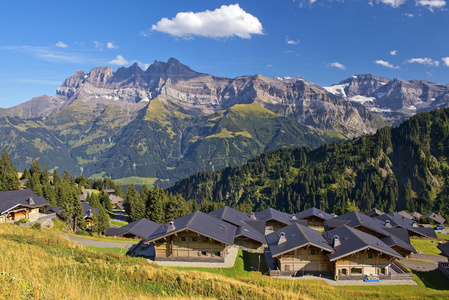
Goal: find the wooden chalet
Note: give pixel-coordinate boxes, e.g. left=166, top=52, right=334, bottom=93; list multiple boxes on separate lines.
left=422, top=212, right=446, bottom=225
left=0, top=189, right=48, bottom=223
left=255, top=208, right=298, bottom=234
left=143, top=211, right=237, bottom=262
left=105, top=218, right=159, bottom=239
left=266, top=223, right=334, bottom=276
left=294, top=207, right=335, bottom=227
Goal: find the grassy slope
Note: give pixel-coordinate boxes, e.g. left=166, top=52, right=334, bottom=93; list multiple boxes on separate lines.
left=1, top=224, right=448, bottom=299
left=410, top=237, right=445, bottom=256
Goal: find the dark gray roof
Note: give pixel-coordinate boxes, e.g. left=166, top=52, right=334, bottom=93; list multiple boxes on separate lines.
left=254, top=208, right=295, bottom=225
left=266, top=223, right=334, bottom=257
left=437, top=242, right=449, bottom=258
left=382, top=227, right=411, bottom=244
left=376, top=213, right=437, bottom=238
left=0, top=189, right=48, bottom=214
left=422, top=212, right=446, bottom=224
left=208, top=206, right=253, bottom=227
left=235, top=223, right=266, bottom=244
left=244, top=220, right=267, bottom=235
left=325, top=225, right=404, bottom=261
left=365, top=208, right=384, bottom=218
left=44, top=206, right=64, bottom=217
left=82, top=202, right=99, bottom=218
left=380, top=234, right=416, bottom=254
left=332, top=211, right=391, bottom=238
left=144, top=211, right=237, bottom=245
left=105, top=218, right=159, bottom=239
left=295, top=207, right=334, bottom=221
left=398, top=211, right=414, bottom=220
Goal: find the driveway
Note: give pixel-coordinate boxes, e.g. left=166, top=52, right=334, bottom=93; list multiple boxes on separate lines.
left=401, top=253, right=446, bottom=271
left=112, top=208, right=128, bottom=222
left=57, top=233, right=135, bottom=249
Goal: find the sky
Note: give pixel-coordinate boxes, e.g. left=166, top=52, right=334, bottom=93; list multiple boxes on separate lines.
left=0, top=0, right=448, bottom=108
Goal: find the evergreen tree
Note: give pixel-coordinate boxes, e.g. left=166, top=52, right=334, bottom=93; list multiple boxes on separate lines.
left=0, top=149, right=20, bottom=192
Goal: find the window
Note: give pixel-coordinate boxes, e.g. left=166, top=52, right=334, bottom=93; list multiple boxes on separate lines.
left=380, top=267, right=386, bottom=274
left=201, top=251, right=207, bottom=256
left=203, top=237, right=209, bottom=242
left=368, top=252, right=373, bottom=259
left=341, top=269, right=347, bottom=275
left=351, top=268, right=362, bottom=274
left=310, top=249, right=316, bottom=255
left=192, top=237, right=197, bottom=242
left=180, top=237, right=187, bottom=242
left=214, top=251, right=221, bottom=257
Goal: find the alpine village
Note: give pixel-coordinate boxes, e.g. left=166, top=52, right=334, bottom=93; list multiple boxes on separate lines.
left=2, top=57, right=449, bottom=299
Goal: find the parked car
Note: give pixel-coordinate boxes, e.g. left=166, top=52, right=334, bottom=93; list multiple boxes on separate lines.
left=434, top=224, right=445, bottom=230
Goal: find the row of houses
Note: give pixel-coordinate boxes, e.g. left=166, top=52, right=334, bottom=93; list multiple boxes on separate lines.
left=122, top=206, right=441, bottom=280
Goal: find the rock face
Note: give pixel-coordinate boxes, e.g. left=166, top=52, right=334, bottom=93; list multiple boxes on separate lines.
left=1, top=58, right=448, bottom=185
left=325, top=74, right=449, bottom=122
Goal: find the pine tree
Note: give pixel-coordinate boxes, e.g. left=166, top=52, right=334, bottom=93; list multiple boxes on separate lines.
left=0, top=149, right=20, bottom=192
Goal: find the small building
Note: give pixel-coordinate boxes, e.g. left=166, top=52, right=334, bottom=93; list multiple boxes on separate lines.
left=255, top=208, right=297, bottom=234
left=365, top=208, right=384, bottom=218
left=0, top=189, right=49, bottom=223
left=82, top=202, right=99, bottom=227
left=142, top=211, right=237, bottom=262
left=422, top=212, right=446, bottom=225
left=294, top=207, right=334, bottom=227
left=376, top=212, right=437, bottom=239
left=234, top=223, right=266, bottom=251
left=105, top=218, right=159, bottom=239
left=324, top=225, right=404, bottom=279
left=397, top=211, right=414, bottom=220
left=266, top=223, right=334, bottom=276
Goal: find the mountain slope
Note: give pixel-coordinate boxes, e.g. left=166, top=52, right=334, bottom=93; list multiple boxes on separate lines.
left=169, top=107, right=449, bottom=220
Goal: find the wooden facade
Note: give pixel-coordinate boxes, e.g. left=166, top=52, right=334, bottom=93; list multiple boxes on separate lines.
left=276, top=246, right=332, bottom=275
left=234, top=236, right=264, bottom=251
left=152, top=230, right=229, bottom=262
left=334, top=249, right=393, bottom=277
left=265, top=220, right=289, bottom=234
left=303, top=216, right=325, bottom=227
left=3, top=207, right=40, bottom=223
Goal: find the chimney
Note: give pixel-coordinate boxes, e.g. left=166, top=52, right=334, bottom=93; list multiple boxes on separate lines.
left=277, top=232, right=287, bottom=245
left=250, top=213, right=257, bottom=220
left=291, top=215, right=297, bottom=220
left=333, top=235, right=341, bottom=248
left=412, top=221, right=418, bottom=228
left=384, top=220, right=392, bottom=228
left=88, top=209, right=93, bottom=218
left=318, top=211, right=323, bottom=217
left=167, top=221, right=176, bottom=232
left=28, top=197, right=35, bottom=205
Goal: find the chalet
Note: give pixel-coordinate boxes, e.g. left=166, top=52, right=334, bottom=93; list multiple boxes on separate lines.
left=208, top=206, right=267, bottom=250
left=437, top=242, right=449, bottom=279
left=327, top=211, right=391, bottom=238
left=105, top=218, right=159, bottom=239
left=365, top=208, right=384, bottom=218
left=375, top=212, right=437, bottom=239
left=422, top=212, right=446, bottom=225
left=265, top=223, right=334, bottom=276
left=142, top=211, right=237, bottom=262
left=294, top=207, right=334, bottom=227
left=255, top=208, right=298, bottom=234
left=397, top=211, right=414, bottom=220
left=0, top=189, right=48, bottom=223
left=324, top=225, right=404, bottom=279
left=45, top=202, right=99, bottom=226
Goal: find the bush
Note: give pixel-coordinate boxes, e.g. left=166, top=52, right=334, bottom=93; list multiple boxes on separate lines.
left=18, top=218, right=29, bottom=224
left=32, top=222, right=42, bottom=230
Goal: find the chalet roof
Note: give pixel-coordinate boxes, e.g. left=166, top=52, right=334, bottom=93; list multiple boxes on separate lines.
left=105, top=218, right=159, bottom=239
left=254, top=208, right=295, bottom=225
left=244, top=220, right=267, bottom=235
left=437, top=242, right=449, bottom=258
left=376, top=213, right=437, bottom=239
left=365, top=208, right=384, bottom=218
left=380, top=234, right=416, bottom=254
left=235, top=223, right=266, bottom=244
left=324, top=225, right=404, bottom=261
left=44, top=206, right=63, bottom=217
left=422, top=212, right=446, bottom=225
left=382, top=227, right=411, bottom=244
left=398, top=211, right=414, bottom=220
left=208, top=206, right=253, bottom=227
left=0, top=189, right=48, bottom=213
left=266, top=223, right=334, bottom=257
left=82, top=202, right=99, bottom=218
left=332, top=211, right=391, bottom=238
left=294, top=207, right=334, bottom=221
left=144, top=211, right=237, bottom=245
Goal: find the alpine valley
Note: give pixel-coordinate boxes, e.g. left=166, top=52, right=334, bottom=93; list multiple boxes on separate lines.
left=1, top=58, right=449, bottom=186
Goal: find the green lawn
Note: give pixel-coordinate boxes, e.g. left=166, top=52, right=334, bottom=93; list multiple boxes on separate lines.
left=113, top=176, right=158, bottom=187
left=410, top=237, right=444, bottom=256
left=437, top=232, right=449, bottom=240
left=111, top=220, right=128, bottom=227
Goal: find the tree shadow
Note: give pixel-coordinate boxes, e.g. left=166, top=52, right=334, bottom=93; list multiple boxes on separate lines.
left=412, top=269, right=449, bottom=290
left=242, top=250, right=269, bottom=274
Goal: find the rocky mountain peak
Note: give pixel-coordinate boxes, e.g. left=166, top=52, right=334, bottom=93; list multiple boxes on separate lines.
left=86, top=66, right=114, bottom=85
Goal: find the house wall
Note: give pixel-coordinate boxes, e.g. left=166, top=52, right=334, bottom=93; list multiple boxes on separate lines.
left=334, top=250, right=393, bottom=277
left=152, top=231, right=229, bottom=262
left=277, top=246, right=332, bottom=274
left=304, top=216, right=325, bottom=227
left=265, top=220, right=288, bottom=234
left=0, top=215, right=5, bottom=223
left=234, top=236, right=264, bottom=251
left=28, top=208, right=40, bottom=221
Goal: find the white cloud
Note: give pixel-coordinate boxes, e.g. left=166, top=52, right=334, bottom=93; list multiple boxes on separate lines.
left=134, top=61, right=150, bottom=70
left=329, top=62, right=346, bottom=70
left=403, top=13, right=414, bottom=17
left=377, top=0, right=407, bottom=8
left=0, top=45, right=97, bottom=64
left=55, top=41, right=68, bottom=48
left=390, top=50, right=397, bottom=56
left=442, top=57, right=449, bottom=67
left=375, top=60, right=399, bottom=69
left=109, top=55, right=129, bottom=65
left=140, top=31, right=149, bottom=37
left=93, top=41, right=103, bottom=49
left=107, top=42, right=118, bottom=49
left=286, top=37, right=300, bottom=45
left=152, top=4, right=263, bottom=39
left=415, top=0, right=446, bottom=11
left=406, top=57, right=440, bottom=66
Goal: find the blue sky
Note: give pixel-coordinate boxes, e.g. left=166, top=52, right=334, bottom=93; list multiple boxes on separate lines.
left=1, top=0, right=448, bottom=108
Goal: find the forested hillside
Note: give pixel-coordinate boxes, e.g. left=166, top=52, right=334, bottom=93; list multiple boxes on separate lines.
left=169, top=107, right=449, bottom=220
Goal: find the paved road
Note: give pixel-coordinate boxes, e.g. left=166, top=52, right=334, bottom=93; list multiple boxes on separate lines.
left=58, top=234, right=136, bottom=249
left=401, top=253, right=446, bottom=271
left=112, top=208, right=127, bottom=222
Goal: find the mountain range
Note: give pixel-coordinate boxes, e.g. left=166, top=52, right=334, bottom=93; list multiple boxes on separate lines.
left=1, top=58, right=448, bottom=186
